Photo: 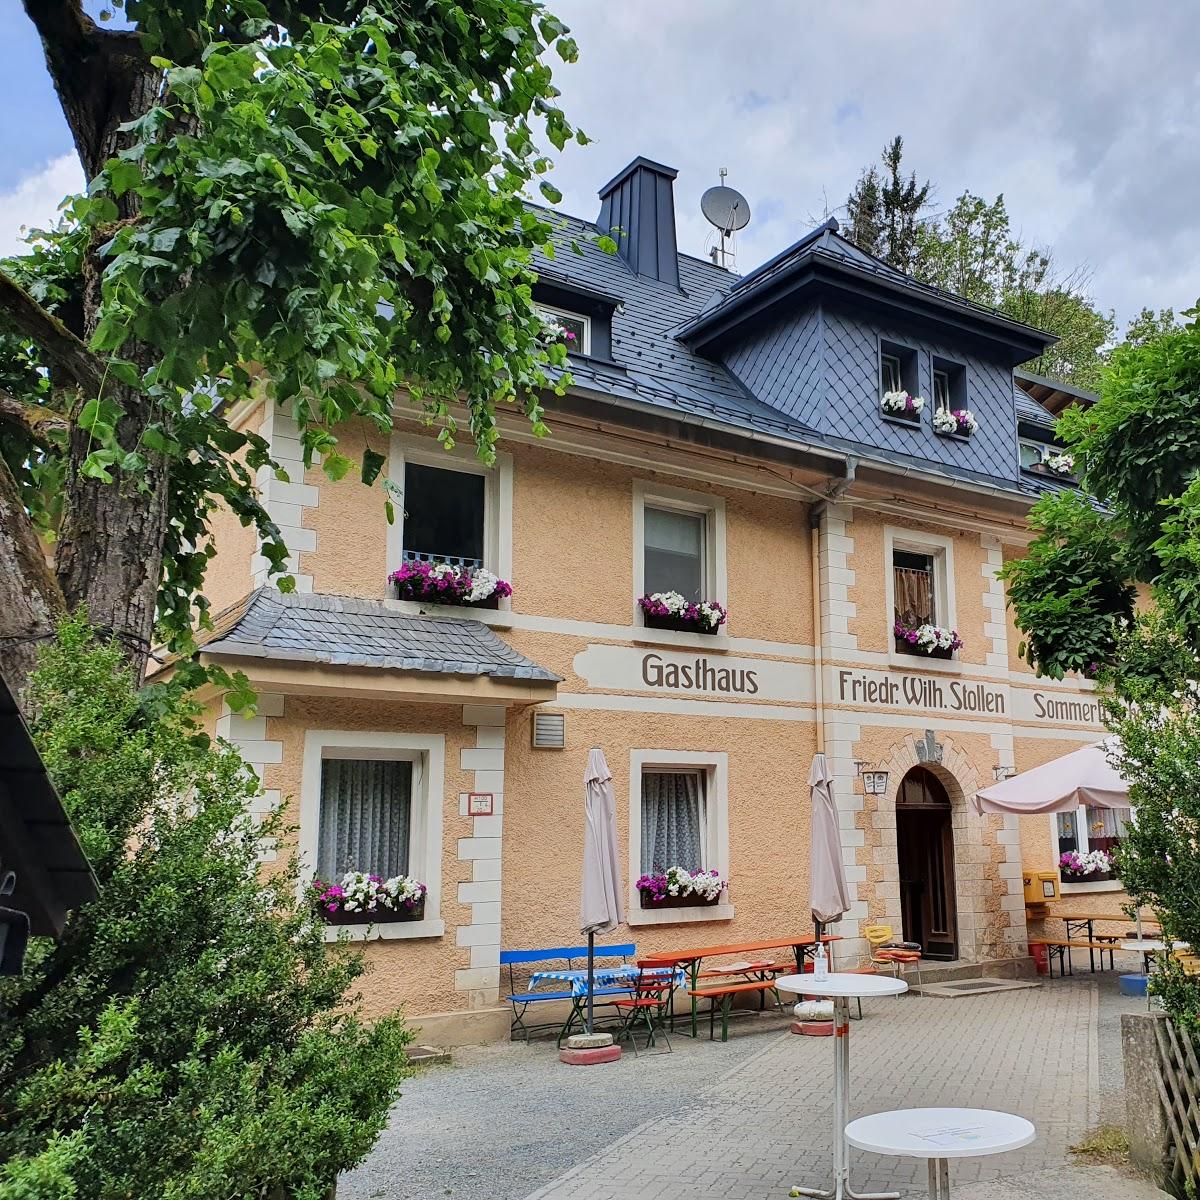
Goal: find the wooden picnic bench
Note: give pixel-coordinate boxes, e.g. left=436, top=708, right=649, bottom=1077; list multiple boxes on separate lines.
left=1028, top=937, right=1116, bottom=978
left=641, top=934, right=842, bottom=1038
left=688, top=978, right=782, bottom=1041
left=1053, top=912, right=1160, bottom=972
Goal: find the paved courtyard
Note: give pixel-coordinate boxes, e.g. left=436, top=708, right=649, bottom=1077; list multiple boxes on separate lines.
left=342, top=975, right=1165, bottom=1200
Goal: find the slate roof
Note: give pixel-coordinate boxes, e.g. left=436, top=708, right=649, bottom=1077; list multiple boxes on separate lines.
left=529, top=202, right=1056, bottom=499
left=1015, top=386, right=1057, bottom=431
left=199, top=590, right=560, bottom=683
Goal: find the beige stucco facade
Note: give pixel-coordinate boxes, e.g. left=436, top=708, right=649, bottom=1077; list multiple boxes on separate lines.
left=196, top=398, right=1121, bottom=1043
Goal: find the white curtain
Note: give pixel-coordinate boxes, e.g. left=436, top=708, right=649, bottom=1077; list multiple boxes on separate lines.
left=317, top=758, right=412, bottom=879
left=641, top=771, right=706, bottom=873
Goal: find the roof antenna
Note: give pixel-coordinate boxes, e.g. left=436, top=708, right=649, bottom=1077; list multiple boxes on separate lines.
left=701, top=168, right=751, bottom=271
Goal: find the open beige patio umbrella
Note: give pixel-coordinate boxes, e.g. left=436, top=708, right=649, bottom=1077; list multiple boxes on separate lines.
left=810, top=752, right=850, bottom=939
left=580, top=748, right=623, bottom=1034
left=972, top=741, right=1129, bottom=816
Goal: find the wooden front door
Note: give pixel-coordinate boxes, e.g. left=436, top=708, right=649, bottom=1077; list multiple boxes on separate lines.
left=896, top=767, right=958, bottom=960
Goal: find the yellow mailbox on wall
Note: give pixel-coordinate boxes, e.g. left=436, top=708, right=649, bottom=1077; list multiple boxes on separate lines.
left=1023, top=871, right=1060, bottom=904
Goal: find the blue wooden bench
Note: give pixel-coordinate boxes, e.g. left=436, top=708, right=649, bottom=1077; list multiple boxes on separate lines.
left=501, top=943, right=637, bottom=1043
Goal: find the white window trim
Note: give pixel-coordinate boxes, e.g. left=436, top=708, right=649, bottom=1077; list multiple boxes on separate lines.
left=932, top=368, right=951, bottom=412
left=632, top=481, right=727, bottom=632
left=534, top=302, right=591, bottom=355
left=880, top=352, right=903, bottom=397
left=1049, top=805, right=1131, bottom=895
left=884, top=525, right=959, bottom=671
left=628, top=749, right=732, bottom=926
left=299, top=729, right=446, bottom=940
left=386, top=434, right=513, bottom=609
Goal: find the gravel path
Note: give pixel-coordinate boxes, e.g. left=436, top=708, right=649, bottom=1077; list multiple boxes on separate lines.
left=339, top=1009, right=790, bottom=1200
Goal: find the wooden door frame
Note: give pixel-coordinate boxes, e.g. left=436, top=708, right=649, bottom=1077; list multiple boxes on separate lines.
left=896, top=766, right=959, bottom=960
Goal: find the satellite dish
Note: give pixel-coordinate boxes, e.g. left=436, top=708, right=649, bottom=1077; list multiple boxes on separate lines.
left=701, top=184, right=751, bottom=235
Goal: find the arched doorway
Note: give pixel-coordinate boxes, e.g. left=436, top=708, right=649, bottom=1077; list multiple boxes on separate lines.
left=896, top=766, right=958, bottom=960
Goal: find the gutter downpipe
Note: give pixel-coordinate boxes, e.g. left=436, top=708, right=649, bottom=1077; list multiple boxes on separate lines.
left=809, top=457, right=857, bottom=756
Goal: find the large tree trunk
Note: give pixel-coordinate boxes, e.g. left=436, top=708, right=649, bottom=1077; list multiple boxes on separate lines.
left=5, top=1, right=173, bottom=690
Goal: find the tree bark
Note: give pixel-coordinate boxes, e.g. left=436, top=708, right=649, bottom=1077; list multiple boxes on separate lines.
left=3, top=2, right=172, bottom=691
left=0, top=455, right=65, bottom=694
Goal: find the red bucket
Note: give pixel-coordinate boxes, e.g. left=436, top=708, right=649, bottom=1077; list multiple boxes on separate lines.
left=1030, top=942, right=1049, bottom=976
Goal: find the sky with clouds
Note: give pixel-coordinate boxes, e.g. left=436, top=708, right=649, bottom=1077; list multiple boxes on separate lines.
left=2, top=1, right=1196, bottom=325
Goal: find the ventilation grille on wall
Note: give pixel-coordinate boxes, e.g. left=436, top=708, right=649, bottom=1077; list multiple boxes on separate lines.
left=532, top=712, right=566, bottom=750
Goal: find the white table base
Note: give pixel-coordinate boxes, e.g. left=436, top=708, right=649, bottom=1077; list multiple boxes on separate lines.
left=788, top=995, right=900, bottom=1200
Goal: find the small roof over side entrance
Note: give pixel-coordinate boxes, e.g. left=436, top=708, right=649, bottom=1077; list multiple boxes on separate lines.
left=194, top=589, right=561, bottom=704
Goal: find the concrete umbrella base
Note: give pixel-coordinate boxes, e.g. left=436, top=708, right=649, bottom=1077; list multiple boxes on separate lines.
left=559, top=1031, right=621, bottom=1065
left=792, top=1019, right=835, bottom=1037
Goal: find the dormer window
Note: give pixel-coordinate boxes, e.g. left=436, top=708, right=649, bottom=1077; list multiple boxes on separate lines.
left=932, top=357, right=967, bottom=413
left=933, top=368, right=951, bottom=411
left=881, top=352, right=903, bottom=396
left=535, top=303, right=591, bottom=355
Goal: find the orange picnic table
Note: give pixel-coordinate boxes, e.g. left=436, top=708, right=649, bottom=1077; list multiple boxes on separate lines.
left=641, top=934, right=842, bottom=1037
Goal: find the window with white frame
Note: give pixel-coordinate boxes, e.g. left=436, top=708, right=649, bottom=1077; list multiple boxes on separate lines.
left=387, top=439, right=512, bottom=591
left=879, top=340, right=917, bottom=400
left=633, top=484, right=726, bottom=620
left=932, top=356, right=966, bottom=413
left=534, top=302, right=590, bottom=355
left=641, top=769, right=708, bottom=874
left=317, top=758, right=413, bottom=879
left=629, top=751, right=728, bottom=906
left=932, top=368, right=951, bottom=411
left=1055, top=805, right=1130, bottom=877
left=885, top=528, right=956, bottom=656
left=881, top=352, right=903, bottom=396
left=301, top=732, right=445, bottom=934
left=1019, top=439, right=1044, bottom=470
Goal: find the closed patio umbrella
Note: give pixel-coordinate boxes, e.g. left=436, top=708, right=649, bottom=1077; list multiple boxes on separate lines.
left=810, top=752, right=850, bottom=939
left=972, top=741, right=1129, bottom=816
left=580, top=748, right=623, bottom=1035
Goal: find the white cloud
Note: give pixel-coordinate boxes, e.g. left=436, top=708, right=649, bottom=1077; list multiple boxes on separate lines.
left=0, top=153, right=85, bottom=258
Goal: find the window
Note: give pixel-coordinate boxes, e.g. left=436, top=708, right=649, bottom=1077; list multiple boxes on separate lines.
left=881, top=353, right=903, bottom=396
left=640, top=769, right=707, bottom=874
left=879, top=340, right=917, bottom=399
left=893, top=549, right=937, bottom=627
left=885, top=527, right=957, bottom=659
left=317, top=758, right=412, bottom=879
left=931, top=357, right=966, bottom=412
left=628, top=750, right=729, bottom=924
left=633, top=483, right=726, bottom=624
left=1056, top=806, right=1130, bottom=879
left=402, top=462, right=484, bottom=568
left=644, top=506, right=705, bottom=601
left=300, top=731, right=446, bottom=938
left=535, top=302, right=591, bottom=355
left=1019, top=440, right=1044, bottom=470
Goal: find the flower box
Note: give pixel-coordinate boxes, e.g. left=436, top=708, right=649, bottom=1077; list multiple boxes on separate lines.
left=1058, top=850, right=1114, bottom=883
left=643, top=610, right=720, bottom=636
left=637, top=592, right=727, bottom=635
left=895, top=636, right=953, bottom=660
left=640, top=891, right=721, bottom=910
left=1060, top=870, right=1115, bottom=885
left=324, top=897, right=426, bottom=925
left=388, top=560, right=511, bottom=608
left=880, top=391, right=925, bottom=423
left=933, top=408, right=978, bottom=438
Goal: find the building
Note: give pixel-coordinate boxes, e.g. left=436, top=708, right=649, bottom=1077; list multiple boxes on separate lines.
left=195, top=157, right=1114, bottom=1044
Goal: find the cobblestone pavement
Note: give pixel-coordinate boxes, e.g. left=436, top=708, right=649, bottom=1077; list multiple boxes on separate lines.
left=343, top=975, right=1156, bottom=1200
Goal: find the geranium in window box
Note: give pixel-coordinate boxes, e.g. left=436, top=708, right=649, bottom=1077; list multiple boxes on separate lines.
left=893, top=619, right=963, bottom=660
left=1058, top=849, right=1114, bottom=883
left=638, top=592, right=727, bottom=635
left=880, top=390, right=924, bottom=423
left=389, top=560, right=512, bottom=608
left=636, top=866, right=727, bottom=909
left=933, top=408, right=978, bottom=438
left=312, top=872, right=428, bottom=924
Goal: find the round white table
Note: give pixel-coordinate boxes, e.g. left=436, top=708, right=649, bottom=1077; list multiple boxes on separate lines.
left=845, top=1107, right=1035, bottom=1198
left=776, top=972, right=907, bottom=1200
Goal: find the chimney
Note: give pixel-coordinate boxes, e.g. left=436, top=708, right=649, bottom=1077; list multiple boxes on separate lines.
left=597, top=157, right=680, bottom=288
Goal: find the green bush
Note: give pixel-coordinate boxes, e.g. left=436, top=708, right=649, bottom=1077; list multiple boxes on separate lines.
left=0, top=616, right=410, bottom=1199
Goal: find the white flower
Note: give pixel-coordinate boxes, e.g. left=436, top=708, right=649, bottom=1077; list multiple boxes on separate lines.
left=467, top=568, right=502, bottom=603
left=935, top=408, right=978, bottom=435
left=1043, top=452, right=1074, bottom=476
left=880, top=390, right=923, bottom=416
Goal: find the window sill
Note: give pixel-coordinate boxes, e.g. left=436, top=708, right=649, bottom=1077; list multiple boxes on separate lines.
left=886, top=649, right=963, bottom=673
left=880, top=411, right=923, bottom=430
left=1059, top=880, right=1125, bottom=896
left=321, top=917, right=446, bottom=942
left=632, top=628, right=732, bottom=652
left=385, top=598, right=514, bottom=630
left=627, top=901, right=735, bottom=927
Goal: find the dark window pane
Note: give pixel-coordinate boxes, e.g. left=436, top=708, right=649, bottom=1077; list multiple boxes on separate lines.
left=403, top=462, right=485, bottom=567
left=881, top=354, right=902, bottom=394
left=933, top=370, right=951, bottom=411
left=644, top=506, right=704, bottom=600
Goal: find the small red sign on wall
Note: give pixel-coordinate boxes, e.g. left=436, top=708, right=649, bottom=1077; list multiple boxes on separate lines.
left=468, top=792, right=494, bottom=817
